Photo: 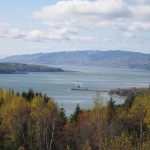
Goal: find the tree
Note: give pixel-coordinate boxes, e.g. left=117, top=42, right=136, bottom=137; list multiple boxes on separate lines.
left=70, top=104, right=82, bottom=123
left=0, top=88, right=4, bottom=107
left=107, top=98, right=116, bottom=122
left=124, top=93, right=135, bottom=109
left=22, top=89, right=35, bottom=102
left=1, top=94, right=30, bottom=149
left=18, top=146, right=26, bottom=150
left=82, top=140, right=92, bottom=150
left=130, top=97, right=146, bottom=140
left=31, top=96, right=59, bottom=150
left=59, top=104, right=67, bottom=126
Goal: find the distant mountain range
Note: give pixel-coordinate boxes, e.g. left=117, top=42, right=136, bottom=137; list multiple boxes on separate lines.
left=0, top=62, right=64, bottom=74
left=1, top=50, right=150, bottom=70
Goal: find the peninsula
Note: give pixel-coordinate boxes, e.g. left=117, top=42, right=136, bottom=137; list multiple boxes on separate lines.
left=110, top=87, right=149, bottom=97
left=0, top=62, right=64, bottom=74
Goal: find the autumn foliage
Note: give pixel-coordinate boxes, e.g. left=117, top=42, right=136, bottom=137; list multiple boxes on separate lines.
left=0, top=88, right=150, bottom=150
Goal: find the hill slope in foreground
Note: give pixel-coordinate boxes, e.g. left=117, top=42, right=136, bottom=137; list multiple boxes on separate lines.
left=1, top=50, right=150, bottom=70
left=0, top=62, right=64, bottom=74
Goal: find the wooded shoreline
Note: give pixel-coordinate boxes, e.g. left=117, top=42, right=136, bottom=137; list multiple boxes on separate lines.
left=110, top=87, right=149, bottom=96
left=0, top=87, right=150, bottom=150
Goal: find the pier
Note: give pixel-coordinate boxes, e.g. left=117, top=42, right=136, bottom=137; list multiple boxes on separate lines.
left=71, top=87, right=109, bottom=93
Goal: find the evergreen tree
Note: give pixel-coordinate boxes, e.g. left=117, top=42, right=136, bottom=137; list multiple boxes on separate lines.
left=107, top=98, right=116, bottom=122
left=22, top=89, right=35, bottom=101
left=124, top=93, right=135, bottom=109
left=59, top=104, right=67, bottom=126
left=70, top=104, right=82, bottom=123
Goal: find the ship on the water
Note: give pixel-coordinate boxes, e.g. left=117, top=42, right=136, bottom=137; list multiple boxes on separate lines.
left=71, top=85, right=109, bottom=92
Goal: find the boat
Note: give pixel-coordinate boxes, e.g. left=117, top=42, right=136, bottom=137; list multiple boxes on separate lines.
left=71, top=85, right=89, bottom=91
left=71, top=85, right=109, bottom=92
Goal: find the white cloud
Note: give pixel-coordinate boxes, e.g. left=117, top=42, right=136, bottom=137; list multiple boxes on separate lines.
left=123, top=32, right=137, bottom=39
left=130, top=5, right=150, bottom=21
left=32, top=0, right=131, bottom=32
left=8, top=29, right=25, bottom=39
left=26, top=30, right=45, bottom=41
left=33, top=0, right=130, bottom=20
left=0, top=23, right=10, bottom=38
left=32, top=0, right=130, bottom=30
left=0, top=23, right=25, bottom=39
left=1, top=0, right=150, bottom=45
left=25, top=28, right=83, bottom=41
left=0, top=23, right=90, bottom=42
left=31, top=0, right=150, bottom=40
left=138, top=0, right=150, bottom=4
left=128, top=22, right=150, bottom=31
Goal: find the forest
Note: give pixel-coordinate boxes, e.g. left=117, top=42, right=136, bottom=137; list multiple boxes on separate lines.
left=0, top=88, right=150, bottom=150
left=0, top=63, right=64, bottom=74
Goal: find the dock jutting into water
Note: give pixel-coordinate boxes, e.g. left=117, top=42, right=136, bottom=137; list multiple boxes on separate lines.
left=71, top=87, right=109, bottom=92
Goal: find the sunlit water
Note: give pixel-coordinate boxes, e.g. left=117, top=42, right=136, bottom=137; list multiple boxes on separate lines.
left=0, top=65, right=150, bottom=115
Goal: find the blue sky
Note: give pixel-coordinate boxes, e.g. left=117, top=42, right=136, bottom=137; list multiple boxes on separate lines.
left=0, top=0, right=150, bottom=57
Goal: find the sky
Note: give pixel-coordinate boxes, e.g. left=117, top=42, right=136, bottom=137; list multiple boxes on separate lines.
left=0, top=0, right=150, bottom=58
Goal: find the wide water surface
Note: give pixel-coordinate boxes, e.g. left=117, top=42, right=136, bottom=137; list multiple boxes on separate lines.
left=0, top=66, right=150, bottom=115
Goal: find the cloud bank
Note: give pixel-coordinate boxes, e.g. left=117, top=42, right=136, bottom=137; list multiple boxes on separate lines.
left=0, top=0, right=150, bottom=43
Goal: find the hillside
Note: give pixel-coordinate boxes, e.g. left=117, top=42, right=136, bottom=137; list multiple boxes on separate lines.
left=0, top=62, right=64, bottom=74
left=1, top=50, right=150, bottom=70
left=0, top=88, right=150, bottom=149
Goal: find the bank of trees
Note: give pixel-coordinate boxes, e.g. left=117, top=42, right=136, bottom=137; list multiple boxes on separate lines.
left=0, top=88, right=150, bottom=150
